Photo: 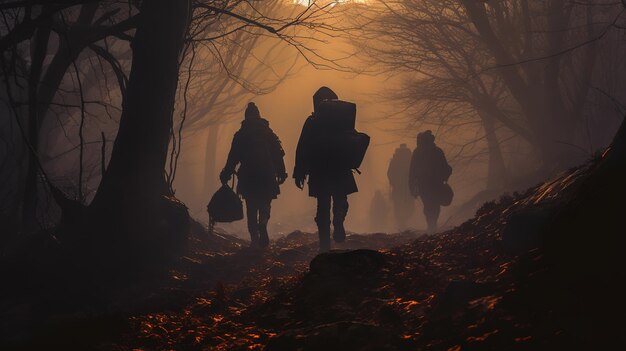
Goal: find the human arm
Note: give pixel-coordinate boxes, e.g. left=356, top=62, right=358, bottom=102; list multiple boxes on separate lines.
left=293, top=117, right=313, bottom=189
left=436, top=147, right=452, bottom=182
left=387, top=157, right=394, bottom=186
left=220, top=133, right=241, bottom=185
left=408, top=150, right=419, bottom=197
left=271, top=131, right=287, bottom=184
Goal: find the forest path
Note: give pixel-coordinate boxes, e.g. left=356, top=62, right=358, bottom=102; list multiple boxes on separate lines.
left=117, top=229, right=424, bottom=350
left=0, top=228, right=421, bottom=350
left=3, top=161, right=601, bottom=350
left=114, top=162, right=595, bottom=351
left=114, top=205, right=513, bottom=351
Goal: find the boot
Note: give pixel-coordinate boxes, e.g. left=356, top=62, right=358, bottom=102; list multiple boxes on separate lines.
left=249, top=231, right=260, bottom=248
left=258, top=224, right=270, bottom=248
left=426, top=216, right=437, bottom=234
left=333, top=221, right=346, bottom=243
left=318, top=227, right=331, bottom=253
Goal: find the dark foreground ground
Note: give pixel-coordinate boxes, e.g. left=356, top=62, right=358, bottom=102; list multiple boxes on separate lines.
left=2, top=158, right=625, bottom=350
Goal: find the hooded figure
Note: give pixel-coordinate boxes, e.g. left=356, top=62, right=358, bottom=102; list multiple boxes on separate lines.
left=408, top=130, right=451, bottom=233
left=220, top=102, right=287, bottom=247
left=387, top=143, right=415, bottom=230
left=294, top=86, right=357, bottom=252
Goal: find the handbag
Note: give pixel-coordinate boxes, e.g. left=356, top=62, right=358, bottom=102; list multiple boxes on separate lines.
left=207, top=177, right=243, bottom=232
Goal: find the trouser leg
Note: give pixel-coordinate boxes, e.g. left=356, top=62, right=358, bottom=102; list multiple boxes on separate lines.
left=315, top=194, right=331, bottom=252
left=332, top=194, right=348, bottom=242
left=245, top=198, right=260, bottom=246
left=423, top=200, right=440, bottom=234
left=257, top=198, right=271, bottom=247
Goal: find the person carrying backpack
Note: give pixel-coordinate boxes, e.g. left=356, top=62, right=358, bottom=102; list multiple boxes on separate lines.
left=408, top=130, right=452, bottom=234
left=294, top=86, right=368, bottom=252
left=220, top=102, right=287, bottom=248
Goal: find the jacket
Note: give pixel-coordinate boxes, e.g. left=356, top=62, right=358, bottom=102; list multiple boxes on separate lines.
left=222, top=118, right=286, bottom=199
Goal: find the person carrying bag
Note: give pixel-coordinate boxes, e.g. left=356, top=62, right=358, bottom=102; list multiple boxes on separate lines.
left=207, top=175, right=244, bottom=234
left=218, top=102, right=286, bottom=248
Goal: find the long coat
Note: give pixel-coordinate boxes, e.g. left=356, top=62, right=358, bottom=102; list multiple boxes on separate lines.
left=223, top=118, right=286, bottom=200
left=387, top=145, right=413, bottom=203
left=293, top=115, right=358, bottom=197
left=408, top=143, right=451, bottom=203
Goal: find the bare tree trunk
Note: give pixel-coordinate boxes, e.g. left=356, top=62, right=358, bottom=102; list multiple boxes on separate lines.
left=18, top=4, right=98, bottom=234
left=89, top=0, right=190, bottom=249
left=472, top=94, right=511, bottom=191
left=541, top=0, right=576, bottom=164
left=479, top=110, right=508, bottom=191
left=202, top=124, right=220, bottom=196
left=21, top=22, right=51, bottom=234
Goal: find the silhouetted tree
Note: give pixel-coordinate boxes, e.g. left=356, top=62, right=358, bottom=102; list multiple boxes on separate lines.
left=1, top=1, right=137, bottom=236
left=2, top=0, right=346, bottom=261
left=173, top=24, right=294, bottom=196
left=353, top=0, right=626, bottom=190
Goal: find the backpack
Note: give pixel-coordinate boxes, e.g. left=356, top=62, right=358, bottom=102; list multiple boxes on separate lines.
left=239, top=123, right=277, bottom=178
left=315, top=99, right=370, bottom=170
left=317, top=99, right=357, bottom=130
left=207, top=183, right=243, bottom=232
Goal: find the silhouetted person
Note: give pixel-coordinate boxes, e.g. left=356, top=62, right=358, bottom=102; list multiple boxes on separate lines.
left=387, top=143, right=415, bottom=230
left=220, top=102, right=286, bottom=248
left=409, top=130, right=451, bottom=233
left=294, top=86, right=358, bottom=252
left=369, top=190, right=389, bottom=232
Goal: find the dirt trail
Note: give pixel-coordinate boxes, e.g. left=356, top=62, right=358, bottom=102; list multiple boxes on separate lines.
left=120, top=230, right=423, bottom=350
left=114, top=163, right=602, bottom=351
left=4, top=158, right=623, bottom=350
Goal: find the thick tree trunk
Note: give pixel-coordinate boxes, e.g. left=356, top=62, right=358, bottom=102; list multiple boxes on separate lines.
left=20, top=22, right=51, bottom=234
left=479, top=111, right=508, bottom=191
left=202, top=125, right=220, bottom=196
left=472, top=96, right=511, bottom=191
left=89, top=0, right=190, bottom=248
left=541, top=0, right=578, bottom=167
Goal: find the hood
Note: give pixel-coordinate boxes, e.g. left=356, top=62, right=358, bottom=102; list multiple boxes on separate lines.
left=313, top=86, right=338, bottom=112
left=241, top=117, right=270, bottom=130
left=416, top=130, right=435, bottom=148
left=245, top=102, right=260, bottom=119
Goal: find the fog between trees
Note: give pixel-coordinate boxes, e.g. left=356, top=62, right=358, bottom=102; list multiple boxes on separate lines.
left=1, top=0, right=625, bottom=241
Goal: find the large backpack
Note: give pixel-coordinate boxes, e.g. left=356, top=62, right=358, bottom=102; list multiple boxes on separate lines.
left=240, top=127, right=276, bottom=176
left=317, top=99, right=357, bottom=130
left=315, top=99, right=370, bottom=170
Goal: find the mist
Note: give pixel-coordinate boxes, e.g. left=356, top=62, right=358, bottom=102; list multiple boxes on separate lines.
left=5, top=0, right=624, bottom=239
left=3, top=1, right=626, bottom=349
left=173, top=64, right=443, bottom=236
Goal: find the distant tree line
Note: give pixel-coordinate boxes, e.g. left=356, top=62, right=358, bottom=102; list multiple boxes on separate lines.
left=352, top=0, right=626, bottom=193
